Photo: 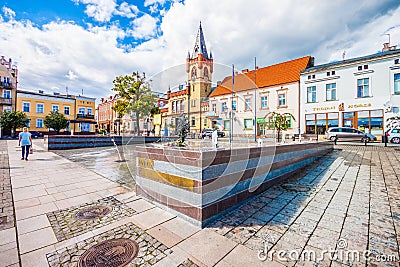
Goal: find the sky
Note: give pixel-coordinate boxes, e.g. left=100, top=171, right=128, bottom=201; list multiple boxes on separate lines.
left=0, top=0, right=400, bottom=99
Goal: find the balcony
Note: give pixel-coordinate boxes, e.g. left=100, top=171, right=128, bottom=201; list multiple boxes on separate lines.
left=76, top=114, right=95, bottom=120
left=0, top=82, right=13, bottom=89
left=0, top=97, right=12, bottom=105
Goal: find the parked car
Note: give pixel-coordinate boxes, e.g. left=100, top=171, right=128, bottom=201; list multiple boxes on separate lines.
left=201, top=129, right=225, bottom=138
left=386, top=128, right=400, bottom=144
left=325, top=127, right=376, bottom=142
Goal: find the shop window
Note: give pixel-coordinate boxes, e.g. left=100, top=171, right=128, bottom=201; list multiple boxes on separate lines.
left=305, top=113, right=338, bottom=134
left=244, top=119, right=253, bottom=130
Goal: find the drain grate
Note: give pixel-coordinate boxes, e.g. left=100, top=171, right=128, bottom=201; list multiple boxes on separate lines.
left=78, top=238, right=138, bottom=267
left=74, top=205, right=113, bottom=221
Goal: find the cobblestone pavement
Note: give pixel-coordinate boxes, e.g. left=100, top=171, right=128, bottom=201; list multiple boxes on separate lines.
left=177, top=259, right=200, bottom=267
left=0, top=142, right=14, bottom=231
left=46, top=222, right=168, bottom=266
left=208, top=145, right=400, bottom=266
left=47, top=196, right=136, bottom=242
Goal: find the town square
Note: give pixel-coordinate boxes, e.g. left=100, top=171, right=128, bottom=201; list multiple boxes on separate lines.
left=0, top=1, right=400, bottom=266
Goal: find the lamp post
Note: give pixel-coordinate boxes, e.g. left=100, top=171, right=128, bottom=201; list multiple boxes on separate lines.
left=187, top=81, right=191, bottom=132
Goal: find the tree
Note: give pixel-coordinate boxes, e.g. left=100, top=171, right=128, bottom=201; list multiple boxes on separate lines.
left=112, top=72, right=156, bottom=134
left=112, top=100, right=129, bottom=118
left=264, top=112, right=295, bottom=142
left=44, top=112, right=69, bottom=134
left=0, top=111, right=28, bottom=135
left=386, top=116, right=400, bottom=129
left=150, top=107, right=160, bottom=116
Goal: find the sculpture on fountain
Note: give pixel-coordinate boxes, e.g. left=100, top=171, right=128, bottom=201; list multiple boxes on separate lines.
left=176, top=115, right=190, bottom=147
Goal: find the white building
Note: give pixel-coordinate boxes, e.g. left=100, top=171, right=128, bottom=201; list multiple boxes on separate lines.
left=208, top=56, right=313, bottom=137
left=300, top=45, right=400, bottom=139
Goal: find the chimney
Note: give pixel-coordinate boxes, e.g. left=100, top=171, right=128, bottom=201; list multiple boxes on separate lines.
left=241, top=69, right=249, bottom=73
left=8, top=58, right=12, bottom=69
left=382, top=42, right=390, bottom=52
left=38, top=90, right=44, bottom=94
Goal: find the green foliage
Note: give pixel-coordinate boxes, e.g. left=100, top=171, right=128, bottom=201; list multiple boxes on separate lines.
left=0, top=111, right=28, bottom=133
left=112, top=100, right=129, bottom=118
left=265, top=112, right=295, bottom=142
left=44, top=112, right=69, bottom=134
left=112, top=72, right=156, bottom=133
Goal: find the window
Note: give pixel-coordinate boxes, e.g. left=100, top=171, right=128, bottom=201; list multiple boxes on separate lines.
left=326, top=83, right=337, bottom=101
left=222, top=102, right=227, bottom=112
left=212, top=103, right=216, bottom=112
left=191, top=99, right=196, bottom=107
left=36, top=103, right=44, bottom=114
left=358, top=66, right=362, bottom=71
left=278, top=93, right=286, bottom=107
left=308, top=75, right=311, bottom=80
left=307, top=86, right=317, bottom=103
left=364, top=65, right=368, bottom=70
left=36, top=118, right=43, bottom=128
left=64, top=106, right=70, bottom=115
left=23, top=102, right=30, bottom=113
left=245, top=98, right=251, bottom=111
left=395, top=59, right=399, bottom=64
left=172, top=101, right=176, bottom=113
left=232, top=100, right=237, bottom=111
left=357, top=78, right=370, bottom=98
left=332, top=71, right=336, bottom=75
left=395, top=73, right=400, bottom=94
left=78, top=107, right=85, bottom=114
left=2, top=90, right=11, bottom=99
left=52, top=105, right=59, bottom=113
left=261, top=96, right=268, bottom=108
left=327, top=72, right=330, bottom=76
left=312, top=74, right=315, bottom=79
left=286, top=115, right=293, bottom=128
left=244, top=119, right=253, bottom=130
left=203, top=118, right=207, bottom=127
left=191, top=117, right=195, bottom=126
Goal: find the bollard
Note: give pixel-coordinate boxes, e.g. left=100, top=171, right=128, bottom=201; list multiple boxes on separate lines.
left=364, top=136, right=367, bottom=146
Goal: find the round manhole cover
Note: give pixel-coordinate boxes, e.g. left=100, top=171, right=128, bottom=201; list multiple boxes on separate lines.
left=79, top=238, right=138, bottom=267
left=74, top=205, right=113, bottom=221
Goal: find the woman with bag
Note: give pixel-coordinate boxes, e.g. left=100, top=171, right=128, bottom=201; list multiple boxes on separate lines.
left=18, top=127, right=32, bottom=161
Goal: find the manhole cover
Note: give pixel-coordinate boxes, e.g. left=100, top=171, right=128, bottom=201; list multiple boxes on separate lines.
left=79, top=238, right=138, bottom=267
left=74, top=205, right=113, bottom=221
left=281, top=184, right=311, bottom=192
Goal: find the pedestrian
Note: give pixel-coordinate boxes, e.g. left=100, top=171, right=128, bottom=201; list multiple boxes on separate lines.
left=18, top=127, right=32, bottom=161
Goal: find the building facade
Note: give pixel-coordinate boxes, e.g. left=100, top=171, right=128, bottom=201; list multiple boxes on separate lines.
left=97, top=95, right=119, bottom=134
left=165, top=22, right=213, bottom=135
left=209, top=56, right=313, bottom=137
left=0, top=56, right=18, bottom=136
left=300, top=46, right=400, bottom=139
left=17, top=90, right=96, bottom=133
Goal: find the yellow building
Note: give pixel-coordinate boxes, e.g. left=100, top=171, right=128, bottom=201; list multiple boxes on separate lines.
left=16, top=89, right=96, bottom=133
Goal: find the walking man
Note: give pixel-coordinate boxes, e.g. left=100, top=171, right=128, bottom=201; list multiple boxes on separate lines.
left=18, top=127, right=32, bottom=161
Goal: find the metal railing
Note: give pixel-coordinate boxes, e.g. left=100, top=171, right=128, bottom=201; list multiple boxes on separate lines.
left=76, top=114, right=95, bottom=119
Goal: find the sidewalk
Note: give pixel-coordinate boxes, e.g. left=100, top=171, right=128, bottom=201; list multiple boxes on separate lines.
left=0, top=140, right=400, bottom=266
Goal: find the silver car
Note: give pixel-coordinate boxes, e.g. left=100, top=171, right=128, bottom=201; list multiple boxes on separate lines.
left=325, top=127, right=375, bottom=142
left=386, top=128, right=400, bottom=144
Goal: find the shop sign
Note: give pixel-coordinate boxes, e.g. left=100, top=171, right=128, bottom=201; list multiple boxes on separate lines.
left=347, top=103, right=372, bottom=109
left=257, top=118, right=266, bottom=123
left=312, top=106, right=335, bottom=111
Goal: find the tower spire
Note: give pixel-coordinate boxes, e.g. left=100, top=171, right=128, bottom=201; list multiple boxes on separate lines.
left=192, top=21, right=209, bottom=59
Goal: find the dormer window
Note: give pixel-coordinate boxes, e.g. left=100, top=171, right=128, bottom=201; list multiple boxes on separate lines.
left=395, top=59, right=399, bottom=64
left=331, top=70, right=336, bottom=75
left=364, top=65, right=368, bottom=70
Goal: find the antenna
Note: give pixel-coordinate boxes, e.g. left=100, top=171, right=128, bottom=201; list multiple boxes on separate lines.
left=66, top=86, right=68, bottom=95
left=81, top=89, right=84, bottom=95
left=342, top=50, right=346, bottom=60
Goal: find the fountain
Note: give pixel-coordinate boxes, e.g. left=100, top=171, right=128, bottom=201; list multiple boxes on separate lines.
left=111, top=138, right=126, bottom=163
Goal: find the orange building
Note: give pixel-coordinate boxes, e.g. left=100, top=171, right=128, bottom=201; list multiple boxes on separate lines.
left=97, top=94, right=119, bottom=134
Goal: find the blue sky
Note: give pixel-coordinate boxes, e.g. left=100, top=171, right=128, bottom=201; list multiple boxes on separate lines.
left=0, top=0, right=399, bottom=98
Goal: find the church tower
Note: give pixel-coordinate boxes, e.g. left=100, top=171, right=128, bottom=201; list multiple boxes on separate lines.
left=186, top=22, right=213, bottom=114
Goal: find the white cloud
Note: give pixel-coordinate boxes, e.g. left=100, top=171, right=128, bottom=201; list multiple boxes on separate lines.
left=144, top=0, right=167, bottom=7
left=113, top=2, right=139, bottom=18
left=73, top=0, right=117, bottom=22
left=2, top=6, right=15, bottom=20
left=129, top=14, right=158, bottom=39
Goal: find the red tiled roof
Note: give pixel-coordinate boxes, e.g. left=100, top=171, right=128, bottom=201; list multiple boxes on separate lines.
left=209, top=56, right=311, bottom=97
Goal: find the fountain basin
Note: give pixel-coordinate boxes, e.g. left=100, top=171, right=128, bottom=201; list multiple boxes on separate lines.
left=135, top=141, right=333, bottom=227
